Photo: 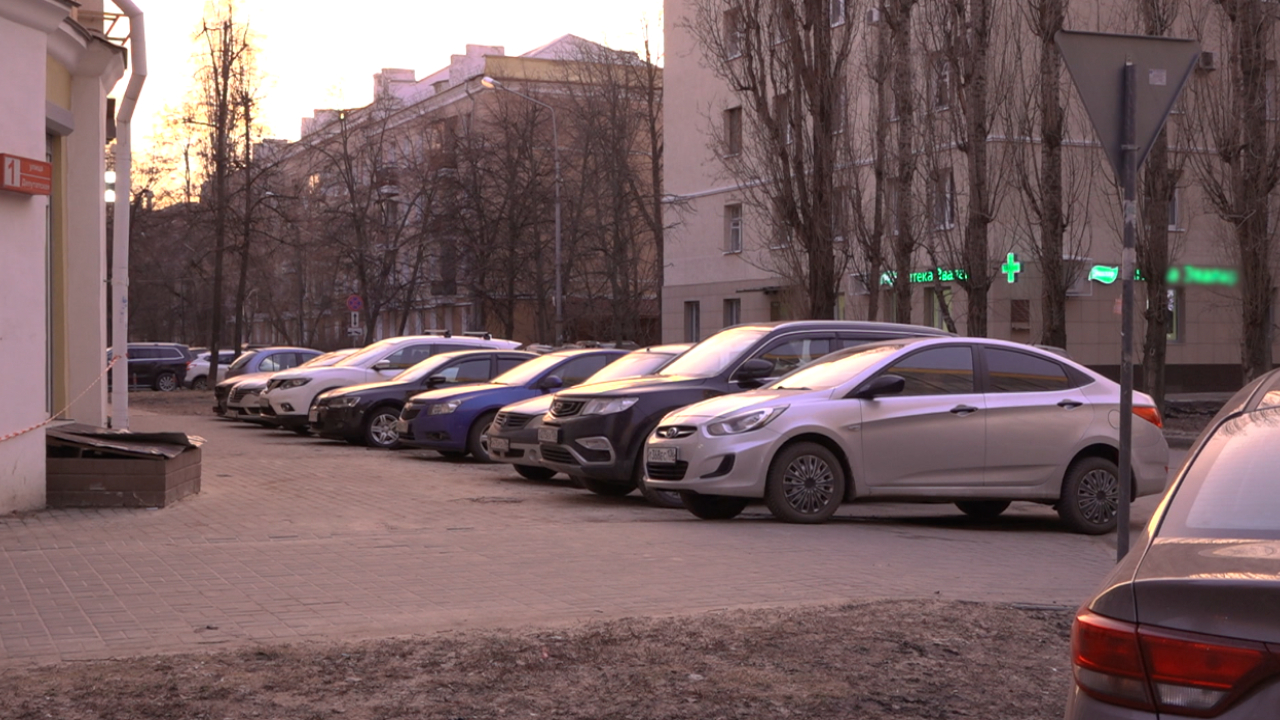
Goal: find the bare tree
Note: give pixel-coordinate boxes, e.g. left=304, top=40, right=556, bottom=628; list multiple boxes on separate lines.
left=686, top=0, right=860, bottom=320
left=1184, top=0, right=1280, bottom=383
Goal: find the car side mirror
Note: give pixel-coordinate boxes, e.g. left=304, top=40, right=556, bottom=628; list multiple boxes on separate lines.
left=537, top=375, right=564, bottom=391
left=425, top=375, right=448, bottom=387
left=732, top=358, right=775, bottom=383
left=373, top=360, right=394, bottom=371
left=849, top=374, right=906, bottom=400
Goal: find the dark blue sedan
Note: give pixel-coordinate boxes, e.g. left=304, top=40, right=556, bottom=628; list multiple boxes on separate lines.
left=396, top=348, right=627, bottom=460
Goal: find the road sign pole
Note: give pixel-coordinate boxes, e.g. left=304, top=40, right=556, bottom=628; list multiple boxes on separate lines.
left=1117, top=61, right=1138, bottom=561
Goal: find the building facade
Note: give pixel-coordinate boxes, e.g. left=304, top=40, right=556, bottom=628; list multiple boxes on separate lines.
left=0, top=0, right=126, bottom=512
left=661, top=0, right=1279, bottom=392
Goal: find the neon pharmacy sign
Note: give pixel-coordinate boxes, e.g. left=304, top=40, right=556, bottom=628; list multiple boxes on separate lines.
left=1088, top=264, right=1239, bottom=287
left=879, top=267, right=969, bottom=286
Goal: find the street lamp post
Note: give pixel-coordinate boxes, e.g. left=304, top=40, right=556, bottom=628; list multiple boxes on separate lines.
left=480, top=76, right=563, bottom=346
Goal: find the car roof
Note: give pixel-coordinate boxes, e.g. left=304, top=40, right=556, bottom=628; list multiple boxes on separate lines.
left=729, top=320, right=953, bottom=336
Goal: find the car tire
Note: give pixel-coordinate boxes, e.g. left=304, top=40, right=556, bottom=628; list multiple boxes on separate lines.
left=514, top=465, right=557, bottom=481
left=362, top=406, right=402, bottom=449
left=154, top=371, right=178, bottom=392
left=955, top=500, right=1011, bottom=520
left=764, top=442, right=845, bottom=524
left=579, top=477, right=634, bottom=497
left=467, top=411, right=499, bottom=463
left=191, top=375, right=208, bottom=391
left=680, top=492, right=748, bottom=520
left=1058, top=457, right=1121, bottom=535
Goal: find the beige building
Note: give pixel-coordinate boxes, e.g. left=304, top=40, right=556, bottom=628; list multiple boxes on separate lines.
left=0, top=1, right=126, bottom=513
left=661, top=0, right=1277, bottom=392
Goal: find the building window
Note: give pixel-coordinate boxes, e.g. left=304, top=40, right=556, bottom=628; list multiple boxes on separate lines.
left=932, top=56, right=952, bottom=111
left=832, top=187, right=847, bottom=243
left=723, top=298, right=742, bottom=327
left=684, top=301, right=702, bottom=342
left=1166, top=288, right=1184, bottom=342
left=1168, top=187, right=1182, bottom=231
left=933, top=169, right=956, bottom=230
left=724, top=106, right=743, bottom=156
left=886, top=179, right=901, bottom=236
left=1010, top=298, right=1031, bottom=332
left=832, top=84, right=848, bottom=135
left=725, top=203, right=743, bottom=253
left=773, top=93, right=793, bottom=145
left=724, top=6, right=744, bottom=59
left=830, top=0, right=847, bottom=26
left=926, top=287, right=952, bottom=330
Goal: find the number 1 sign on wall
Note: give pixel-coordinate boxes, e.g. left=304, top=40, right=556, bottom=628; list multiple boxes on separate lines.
left=1, top=154, right=52, bottom=196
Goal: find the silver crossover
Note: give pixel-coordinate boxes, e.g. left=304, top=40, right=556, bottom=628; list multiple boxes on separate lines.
left=1065, top=370, right=1280, bottom=718
left=645, top=337, right=1168, bottom=531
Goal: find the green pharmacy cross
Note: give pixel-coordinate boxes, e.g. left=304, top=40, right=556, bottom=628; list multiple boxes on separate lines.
left=1001, top=253, right=1022, bottom=283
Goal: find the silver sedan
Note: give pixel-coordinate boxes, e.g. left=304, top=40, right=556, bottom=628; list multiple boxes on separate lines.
left=644, top=337, right=1169, bottom=532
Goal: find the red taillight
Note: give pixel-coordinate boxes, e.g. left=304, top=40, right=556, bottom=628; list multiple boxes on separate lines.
left=1073, top=609, right=1280, bottom=716
left=1133, top=405, right=1163, bottom=428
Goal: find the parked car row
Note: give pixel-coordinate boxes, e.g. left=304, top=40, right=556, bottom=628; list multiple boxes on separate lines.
left=211, top=320, right=1170, bottom=535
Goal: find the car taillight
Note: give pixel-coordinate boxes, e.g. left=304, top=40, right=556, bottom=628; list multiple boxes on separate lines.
left=1133, top=405, right=1163, bottom=428
left=1073, top=609, right=1280, bottom=716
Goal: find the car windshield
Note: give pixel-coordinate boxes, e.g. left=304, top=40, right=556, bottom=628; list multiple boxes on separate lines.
left=299, top=349, right=353, bottom=369
left=769, top=343, right=906, bottom=391
left=227, top=351, right=259, bottom=372
left=490, top=353, right=572, bottom=386
left=584, top=351, right=675, bottom=383
left=1157, top=408, right=1280, bottom=539
left=392, top=354, right=465, bottom=383
left=335, top=340, right=397, bottom=368
left=659, top=327, right=772, bottom=378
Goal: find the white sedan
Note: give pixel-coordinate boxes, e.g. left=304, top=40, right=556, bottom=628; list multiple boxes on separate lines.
left=259, top=334, right=520, bottom=432
left=645, top=337, right=1169, bottom=533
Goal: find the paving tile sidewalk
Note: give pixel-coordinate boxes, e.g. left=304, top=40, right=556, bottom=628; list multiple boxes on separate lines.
left=0, top=411, right=1174, bottom=667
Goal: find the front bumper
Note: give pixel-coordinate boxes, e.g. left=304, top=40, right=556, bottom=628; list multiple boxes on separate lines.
left=536, top=413, right=636, bottom=484
left=644, top=427, right=779, bottom=498
left=395, top=406, right=466, bottom=452
left=486, top=413, right=545, bottom=467
left=311, top=404, right=365, bottom=441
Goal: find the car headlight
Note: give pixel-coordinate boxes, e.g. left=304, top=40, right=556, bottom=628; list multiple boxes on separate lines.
left=279, top=378, right=311, bottom=389
left=429, top=399, right=463, bottom=415
left=329, top=396, right=360, bottom=408
left=706, top=407, right=787, bottom=436
left=581, top=397, right=639, bottom=415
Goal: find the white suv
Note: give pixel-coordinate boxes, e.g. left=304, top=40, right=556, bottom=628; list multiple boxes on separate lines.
left=259, top=334, right=521, bottom=432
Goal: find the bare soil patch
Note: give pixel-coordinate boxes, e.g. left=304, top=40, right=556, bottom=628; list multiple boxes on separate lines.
left=123, top=389, right=221, bottom=417
left=0, top=599, right=1075, bottom=719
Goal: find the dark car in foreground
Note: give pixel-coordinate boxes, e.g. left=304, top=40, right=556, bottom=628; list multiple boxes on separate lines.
left=536, top=321, right=952, bottom=507
left=310, top=349, right=536, bottom=448
left=1065, top=369, right=1280, bottom=719
left=396, top=348, right=627, bottom=460
left=485, top=343, right=691, bottom=480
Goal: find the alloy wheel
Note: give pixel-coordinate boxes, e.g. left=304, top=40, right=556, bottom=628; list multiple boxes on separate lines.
left=782, top=454, right=836, bottom=515
left=1075, top=468, right=1119, bottom=525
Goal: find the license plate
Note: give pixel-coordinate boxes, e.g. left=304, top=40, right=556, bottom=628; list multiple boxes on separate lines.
left=647, top=446, right=678, bottom=464
left=538, top=426, right=559, bottom=443
left=308, top=407, right=320, bottom=423
left=394, top=419, right=409, bottom=435
left=489, top=436, right=509, bottom=452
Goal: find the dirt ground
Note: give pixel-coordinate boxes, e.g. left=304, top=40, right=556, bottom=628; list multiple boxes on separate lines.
left=0, top=600, right=1076, bottom=720
left=8, top=390, right=1206, bottom=719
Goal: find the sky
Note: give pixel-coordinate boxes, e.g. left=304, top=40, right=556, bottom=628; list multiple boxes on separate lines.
left=111, top=0, right=664, bottom=154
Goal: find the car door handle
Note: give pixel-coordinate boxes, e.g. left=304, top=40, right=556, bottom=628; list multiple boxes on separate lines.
left=950, top=405, right=979, bottom=415
left=1057, top=399, right=1084, bottom=409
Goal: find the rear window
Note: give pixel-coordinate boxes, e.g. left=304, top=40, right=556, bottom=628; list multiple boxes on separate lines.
left=1157, top=409, right=1280, bottom=539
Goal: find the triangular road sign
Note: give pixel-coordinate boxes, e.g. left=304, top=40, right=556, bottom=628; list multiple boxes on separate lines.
left=1056, top=30, right=1200, bottom=176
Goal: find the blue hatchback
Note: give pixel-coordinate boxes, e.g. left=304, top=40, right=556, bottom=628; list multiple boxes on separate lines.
left=396, top=348, right=628, bottom=460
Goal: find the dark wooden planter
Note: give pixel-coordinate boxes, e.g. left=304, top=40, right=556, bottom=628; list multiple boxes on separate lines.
left=45, top=424, right=203, bottom=509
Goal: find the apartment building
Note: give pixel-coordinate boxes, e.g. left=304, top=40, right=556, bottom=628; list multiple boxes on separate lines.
left=661, top=0, right=1278, bottom=392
